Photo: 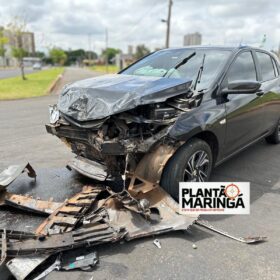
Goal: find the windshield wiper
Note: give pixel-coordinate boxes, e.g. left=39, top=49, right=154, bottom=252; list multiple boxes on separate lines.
left=192, top=53, right=206, bottom=91
left=163, top=52, right=196, bottom=77
left=174, top=52, right=196, bottom=69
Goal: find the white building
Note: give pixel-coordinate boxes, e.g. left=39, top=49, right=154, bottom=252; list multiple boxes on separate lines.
left=0, top=26, right=35, bottom=67
left=183, top=32, right=202, bottom=46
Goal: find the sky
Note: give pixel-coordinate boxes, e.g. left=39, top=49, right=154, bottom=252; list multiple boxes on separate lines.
left=0, top=0, right=279, bottom=54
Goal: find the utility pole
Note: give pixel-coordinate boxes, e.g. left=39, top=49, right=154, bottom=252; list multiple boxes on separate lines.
left=105, top=28, right=108, bottom=73
left=88, top=33, right=92, bottom=62
left=165, top=0, right=172, bottom=48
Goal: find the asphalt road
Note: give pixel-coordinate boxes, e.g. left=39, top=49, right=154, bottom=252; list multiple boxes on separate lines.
left=0, top=71, right=279, bottom=279
left=0, top=67, right=39, bottom=79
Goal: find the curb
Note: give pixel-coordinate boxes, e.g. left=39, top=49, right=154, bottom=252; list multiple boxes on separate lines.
left=46, top=70, right=65, bottom=94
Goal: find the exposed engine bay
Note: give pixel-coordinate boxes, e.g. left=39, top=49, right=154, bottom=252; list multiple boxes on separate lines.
left=46, top=74, right=203, bottom=183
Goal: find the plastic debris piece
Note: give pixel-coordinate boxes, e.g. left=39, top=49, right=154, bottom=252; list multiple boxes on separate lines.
left=153, top=239, right=161, bottom=249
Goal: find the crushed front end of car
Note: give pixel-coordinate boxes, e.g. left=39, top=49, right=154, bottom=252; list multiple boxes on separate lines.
left=46, top=74, right=203, bottom=184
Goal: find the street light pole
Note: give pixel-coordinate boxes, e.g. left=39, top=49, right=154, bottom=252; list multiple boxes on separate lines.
left=165, top=0, right=173, bottom=48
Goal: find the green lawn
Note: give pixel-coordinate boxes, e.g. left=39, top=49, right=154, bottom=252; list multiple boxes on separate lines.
left=89, top=64, right=119, bottom=74
left=0, top=67, right=64, bottom=100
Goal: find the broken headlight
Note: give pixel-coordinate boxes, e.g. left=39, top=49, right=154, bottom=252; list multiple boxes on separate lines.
left=49, top=105, right=60, bottom=124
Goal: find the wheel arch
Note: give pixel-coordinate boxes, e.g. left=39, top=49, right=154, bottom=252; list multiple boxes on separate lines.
left=190, top=131, right=219, bottom=165
left=129, top=130, right=219, bottom=187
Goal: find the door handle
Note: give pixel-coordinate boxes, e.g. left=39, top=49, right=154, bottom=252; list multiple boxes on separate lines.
left=256, top=90, right=264, bottom=96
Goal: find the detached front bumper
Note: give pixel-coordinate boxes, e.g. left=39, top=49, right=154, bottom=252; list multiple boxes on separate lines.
left=67, top=156, right=111, bottom=181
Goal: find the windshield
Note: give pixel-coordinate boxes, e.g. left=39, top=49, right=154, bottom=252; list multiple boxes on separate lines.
left=121, top=48, right=232, bottom=90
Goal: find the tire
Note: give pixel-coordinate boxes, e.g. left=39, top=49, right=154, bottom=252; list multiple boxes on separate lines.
left=265, top=119, right=280, bottom=144
left=160, top=138, right=213, bottom=201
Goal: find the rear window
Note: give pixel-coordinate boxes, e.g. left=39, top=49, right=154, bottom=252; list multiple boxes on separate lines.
left=256, top=52, right=276, bottom=81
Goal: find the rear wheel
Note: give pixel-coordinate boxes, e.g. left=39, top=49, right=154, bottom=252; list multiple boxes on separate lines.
left=160, top=138, right=213, bottom=200
left=265, top=119, right=280, bottom=144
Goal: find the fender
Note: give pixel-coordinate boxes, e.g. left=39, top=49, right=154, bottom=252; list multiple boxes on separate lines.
left=168, top=98, right=226, bottom=162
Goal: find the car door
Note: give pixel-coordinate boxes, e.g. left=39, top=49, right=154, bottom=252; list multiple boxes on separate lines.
left=222, top=50, right=268, bottom=157
left=254, top=51, right=280, bottom=130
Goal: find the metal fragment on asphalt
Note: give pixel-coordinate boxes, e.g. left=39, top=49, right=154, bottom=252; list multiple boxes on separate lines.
left=6, top=255, right=50, bottom=280
left=0, top=163, right=36, bottom=190
left=33, top=254, right=61, bottom=280
left=0, top=229, right=7, bottom=265
left=0, top=192, right=62, bottom=215
left=195, top=219, right=267, bottom=244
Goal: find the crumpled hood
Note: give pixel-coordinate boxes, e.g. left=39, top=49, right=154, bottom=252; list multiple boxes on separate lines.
left=58, top=74, right=192, bottom=121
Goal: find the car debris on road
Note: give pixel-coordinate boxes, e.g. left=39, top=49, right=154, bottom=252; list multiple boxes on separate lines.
left=33, top=254, right=61, bottom=280
left=0, top=163, right=267, bottom=279
left=0, top=163, right=36, bottom=190
left=0, top=163, right=197, bottom=279
left=192, top=244, right=197, bottom=249
left=153, top=239, right=162, bottom=249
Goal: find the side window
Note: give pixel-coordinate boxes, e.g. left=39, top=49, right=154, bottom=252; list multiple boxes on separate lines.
left=256, top=52, right=276, bottom=81
left=227, top=52, right=257, bottom=83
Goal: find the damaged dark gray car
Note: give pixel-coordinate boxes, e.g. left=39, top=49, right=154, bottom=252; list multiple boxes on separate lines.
left=46, top=46, right=280, bottom=199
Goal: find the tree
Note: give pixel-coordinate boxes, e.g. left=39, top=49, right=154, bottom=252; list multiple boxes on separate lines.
left=49, top=48, right=67, bottom=66
left=0, top=30, right=9, bottom=67
left=7, top=17, right=28, bottom=80
left=35, top=51, right=46, bottom=59
left=11, top=47, right=27, bottom=64
left=64, top=49, right=97, bottom=66
left=65, top=49, right=85, bottom=66
left=134, top=44, right=150, bottom=60
left=102, top=48, right=120, bottom=64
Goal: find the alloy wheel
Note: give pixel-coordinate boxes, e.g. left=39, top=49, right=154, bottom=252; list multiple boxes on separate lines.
left=184, top=150, right=210, bottom=182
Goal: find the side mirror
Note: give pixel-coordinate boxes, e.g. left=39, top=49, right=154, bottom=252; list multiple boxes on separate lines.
left=221, top=80, right=261, bottom=95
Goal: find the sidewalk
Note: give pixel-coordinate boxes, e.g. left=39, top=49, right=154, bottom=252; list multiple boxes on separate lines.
left=51, top=67, right=101, bottom=94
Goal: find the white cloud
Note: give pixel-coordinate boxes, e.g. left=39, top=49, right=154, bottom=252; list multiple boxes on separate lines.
left=0, top=0, right=279, bottom=54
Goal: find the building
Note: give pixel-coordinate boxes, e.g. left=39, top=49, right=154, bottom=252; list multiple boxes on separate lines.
left=0, top=26, right=35, bottom=67
left=21, top=32, right=35, bottom=55
left=183, top=32, right=202, bottom=46
left=127, top=45, right=133, bottom=56
left=115, top=45, right=135, bottom=70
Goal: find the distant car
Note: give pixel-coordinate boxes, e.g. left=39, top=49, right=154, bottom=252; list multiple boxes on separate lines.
left=33, top=63, right=42, bottom=70
left=46, top=46, right=280, bottom=200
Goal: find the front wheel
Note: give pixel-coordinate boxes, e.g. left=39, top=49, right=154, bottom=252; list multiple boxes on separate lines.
left=265, top=119, right=280, bottom=144
left=160, top=138, right=213, bottom=200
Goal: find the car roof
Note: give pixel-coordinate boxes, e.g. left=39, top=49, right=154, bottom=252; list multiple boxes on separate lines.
left=158, top=45, right=272, bottom=53
left=157, top=46, right=278, bottom=61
